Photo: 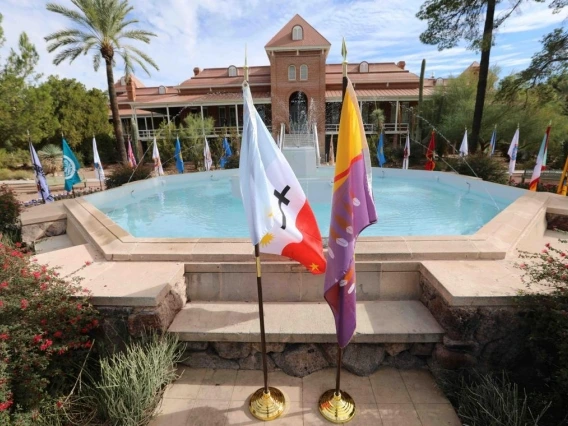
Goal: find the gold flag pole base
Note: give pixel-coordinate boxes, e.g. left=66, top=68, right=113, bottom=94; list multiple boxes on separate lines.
left=318, top=389, right=356, bottom=424
left=249, top=387, right=287, bottom=421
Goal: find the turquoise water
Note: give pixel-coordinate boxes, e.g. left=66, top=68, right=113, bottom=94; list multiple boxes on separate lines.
left=86, top=173, right=518, bottom=238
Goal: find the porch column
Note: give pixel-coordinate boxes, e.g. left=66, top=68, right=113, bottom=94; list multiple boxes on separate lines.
left=394, top=100, right=400, bottom=146
left=235, top=103, right=239, bottom=135
left=200, top=105, right=205, bottom=136
left=150, top=112, right=155, bottom=131
left=166, top=106, right=170, bottom=124
left=131, top=105, right=138, bottom=138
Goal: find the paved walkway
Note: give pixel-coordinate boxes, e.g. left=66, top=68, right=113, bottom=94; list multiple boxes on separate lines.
left=150, top=367, right=461, bottom=426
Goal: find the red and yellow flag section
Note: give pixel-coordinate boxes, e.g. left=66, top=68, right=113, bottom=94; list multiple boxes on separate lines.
left=529, top=125, right=551, bottom=191
left=425, top=131, right=436, bottom=171
left=324, top=79, right=378, bottom=348
left=239, top=83, right=326, bottom=274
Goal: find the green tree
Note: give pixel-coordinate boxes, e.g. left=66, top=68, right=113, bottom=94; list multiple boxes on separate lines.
left=416, top=0, right=563, bottom=153
left=4, top=32, right=40, bottom=82
left=45, top=0, right=159, bottom=163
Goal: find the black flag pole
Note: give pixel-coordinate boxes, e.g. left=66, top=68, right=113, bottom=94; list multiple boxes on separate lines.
left=28, top=130, right=46, bottom=204
left=318, top=37, right=357, bottom=424
left=245, top=44, right=286, bottom=422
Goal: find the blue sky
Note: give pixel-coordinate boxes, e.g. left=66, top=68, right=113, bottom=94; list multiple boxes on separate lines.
left=0, top=0, right=566, bottom=90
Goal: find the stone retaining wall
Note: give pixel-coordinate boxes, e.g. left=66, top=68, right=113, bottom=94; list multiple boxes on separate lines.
left=546, top=212, right=568, bottom=232
left=21, top=219, right=66, bottom=243
left=178, top=341, right=434, bottom=377
left=419, top=277, right=526, bottom=372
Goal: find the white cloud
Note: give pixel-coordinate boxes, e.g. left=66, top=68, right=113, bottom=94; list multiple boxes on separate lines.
left=0, top=0, right=563, bottom=90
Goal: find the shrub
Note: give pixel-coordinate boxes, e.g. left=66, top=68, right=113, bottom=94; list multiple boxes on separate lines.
left=0, top=185, right=21, bottom=239
left=224, top=154, right=240, bottom=169
left=512, top=181, right=558, bottom=193
left=38, top=144, right=63, bottom=176
left=446, top=154, right=509, bottom=184
left=0, top=149, right=30, bottom=169
left=0, top=242, right=99, bottom=416
left=0, top=169, right=33, bottom=180
left=78, top=334, right=183, bottom=426
left=515, top=238, right=568, bottom=424
left=446, top=372, right=549, bottom=426
left=105, top=163, right=153, bottom=189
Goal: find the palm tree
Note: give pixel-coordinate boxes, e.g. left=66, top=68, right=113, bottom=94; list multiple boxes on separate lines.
left=44, top=0, right=158, bottom=163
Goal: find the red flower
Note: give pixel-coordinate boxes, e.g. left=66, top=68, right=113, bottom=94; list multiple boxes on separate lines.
left=0, top=281, right=7, bottom=289
left=40, top=339, right=53, bottom=351
left=32, top=271, right=41, bottom=280
left=40, top=283, right=48, bottom=291
left=40, top=319, right=47, bottom=326
left=0, top=300, right=3, bottom=308
left=58, top=348, right=66, bottom=355
left=0, top=333, right=9, bottom=341
left=548, top=257, right=554, bottom=263
left=91, top=319, right=99, bottom=327
left=15, top=242, right=21, bottom=248
left=56, top=400, right=63, bottom=409
left=542, top=249, right=548, bottom=254
left=561, top=252, right=566, bottom=258
left=545, top=243, right=551, bottom=248
left=0, top=399, right=13, bottom=411
left=85, top=261, right=92, bottom=266
left=84, top=341, right=92, bottom=349
left=53, top=331, right=63, bottom=339
left=81, top=328, right=88, bottom=334
left=519, top=263, right=527, bottom=269
left=33, top=334, right=42, bottom=344
left=20, top=299, right=29, bottom=310
left=76, top=303, right=82, bottom=310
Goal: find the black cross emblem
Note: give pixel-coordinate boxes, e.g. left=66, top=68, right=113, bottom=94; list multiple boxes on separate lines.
left=274, top=185, right=291, bottom=229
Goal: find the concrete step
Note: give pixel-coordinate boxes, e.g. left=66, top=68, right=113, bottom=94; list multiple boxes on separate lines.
left=167, top=300, right=444, bottom=344
left=35, top=234, right=74, bottom=254
left=185, top=261, right=421, bottom=302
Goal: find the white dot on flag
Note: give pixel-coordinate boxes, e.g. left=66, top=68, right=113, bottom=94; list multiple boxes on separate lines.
left=346, top=226, right=353, bottom=234
left=328, top=247, right=335, bottom=259
left=353, top=198, right=361, bottom=207
left=348, top=283, right=356, bottom=294
left=339, top=279, right=347, bottom=287
left=337, top=238, right=348, bottom=248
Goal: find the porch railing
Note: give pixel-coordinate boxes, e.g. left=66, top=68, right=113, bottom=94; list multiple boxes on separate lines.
left=137, top=125, right=271, bottom=140
left=324, top=123, right=409, bottom=134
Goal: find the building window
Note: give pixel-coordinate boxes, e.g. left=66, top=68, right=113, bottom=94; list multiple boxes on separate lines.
left=292, top=25, right=303, bottom=41
left=228, top=65, right=237, bottom=77
left=219, top=107, right=226, bottom=126
left=299, top=64, right=308, bottom=81
left=120, top=76, right=126, bottom=85
left=359, top=62, right=369, bottom=73
left=288, top=65, right=296, bottom=81
left=158, top=85, right=166, bottom=94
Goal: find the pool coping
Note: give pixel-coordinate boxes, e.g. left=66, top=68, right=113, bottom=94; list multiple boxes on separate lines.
left=63, top=188, right=561, bottom=262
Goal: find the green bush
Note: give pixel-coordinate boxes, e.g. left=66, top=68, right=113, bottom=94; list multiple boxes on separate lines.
left=512, top=181, right=558, bottom=193
left=515, top=237, right=568, bottom=424
left=0, top=185, right=21, bottom=239
left=224, top=154, right=240, bottom=169
left=0, top=149, right=30, bottom=170
left=38, top=144, right=63, bottom=176
left=0, top=242, right=99, bottom=418
left=0, top=169, right=33, bottom=180
left=445, top=154, right=509, bottom=184
left=444, top=372, right=549, bottom=426
left=105, top=163, right=153, bottom=189
left=78, top=334, right=183, bottom=426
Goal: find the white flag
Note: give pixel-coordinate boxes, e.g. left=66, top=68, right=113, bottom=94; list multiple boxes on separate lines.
left=29, top=142, right=54, bottom=203
left=92, top=136, right=105, bottom=182
left=239, top=82, right=325, bottom=272
left=152, top=137, right=164, bottom=176
left=507, top=128, right=519, bottom=176
left=459, top=129, right=468, bottom=157
left=204, top=138, right=212, bottom=171
left=402, top=133, right=410, bottom=170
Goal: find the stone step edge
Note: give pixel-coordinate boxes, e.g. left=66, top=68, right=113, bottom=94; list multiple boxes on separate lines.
left=168, top=300, right=444, bottom=344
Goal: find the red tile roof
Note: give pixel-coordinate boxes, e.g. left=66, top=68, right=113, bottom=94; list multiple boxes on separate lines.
left=325, top=87, right=435, bottom=100
left=265, top=14, right=331, bottom=49
left=179, top=66, right=271, bottom=87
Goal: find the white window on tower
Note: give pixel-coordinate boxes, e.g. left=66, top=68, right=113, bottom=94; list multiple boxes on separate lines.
left=158, top=85, right=166, bottom=94
left=288, top=65, right=296, bottom=81
left=300, top=64, right=308, bottom=80
left=292, top=25, right=303, bottom=41
left=359, top=61, right=369, bottom=73
left=228, top=65, right=237, bottom=77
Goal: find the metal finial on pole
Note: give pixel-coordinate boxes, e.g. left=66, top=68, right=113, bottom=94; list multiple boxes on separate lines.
left=341, top=37, right=348, bottom=78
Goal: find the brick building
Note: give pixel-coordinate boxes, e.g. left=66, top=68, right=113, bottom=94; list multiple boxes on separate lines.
left=113, top=14, right=443, bottom=159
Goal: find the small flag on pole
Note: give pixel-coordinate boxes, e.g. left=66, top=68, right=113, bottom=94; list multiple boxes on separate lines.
left=459, top=129, right=468, bottom=157
left=93, top=136, right=105, bottom=182
left=152, top=137, right=164, bottom=176
left=489, top=126, right=497, bottom=156
left=377, top=131, right=386, bottom=167
left=507, top=127, right=520, bottom=176
left=29, top=142, right=54, bottom=203
left=425, top=131, right=436, bottom=171
left=529, top=124, right=552, bottom=191
left=329, top=135, right=335, bottom=165
left=239, top=82, right=326, bottom=273
left=402, top=133, right=410, bottom=170
left=127, top=136, right=137, bottom=168
left=174, top=137, right=184, bottom=174
left=204, top=138, right=213, bottom=171
left=324, top=78, right=377, bottom=348
left=220, top=138, right=233, bottom=168
left=62, top=138, right=81, bottom=192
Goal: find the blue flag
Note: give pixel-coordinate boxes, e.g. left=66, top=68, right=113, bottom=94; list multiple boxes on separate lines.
left=220, top=137, right=233, bottom=168
left=174, top=137, right=184, bottom=173
left=489, top=127, right=497, bottom=157
left=377, top=132, right=386, bottom=167
left=62, top=138, right=81, bottom=192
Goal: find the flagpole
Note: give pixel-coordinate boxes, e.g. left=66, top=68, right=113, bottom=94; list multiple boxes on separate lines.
left=29, top=130, right=46, bottom=204
left=319, top=37, right=356, bottom=424
left=245, top=46, right=286, bottom=422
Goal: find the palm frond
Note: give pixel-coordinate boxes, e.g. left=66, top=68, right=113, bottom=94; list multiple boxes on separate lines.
left=53, top=46, right=84, bottom=65
left=115, top=18, right=139, bottom=34
left=46, top=37, right=82, bottom=53
left=44, top=28, right=86, bottom=42
left=116, top=29, right=156, bottom=44
left=93, top=52, right=101, bottom=71
left=123, top=44, right=159, bottom=72
left=46, top=3, right=89, bottom=27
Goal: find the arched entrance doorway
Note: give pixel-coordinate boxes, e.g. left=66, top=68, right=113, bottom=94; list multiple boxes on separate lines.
left=289, top=91, right=308, bottom=133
